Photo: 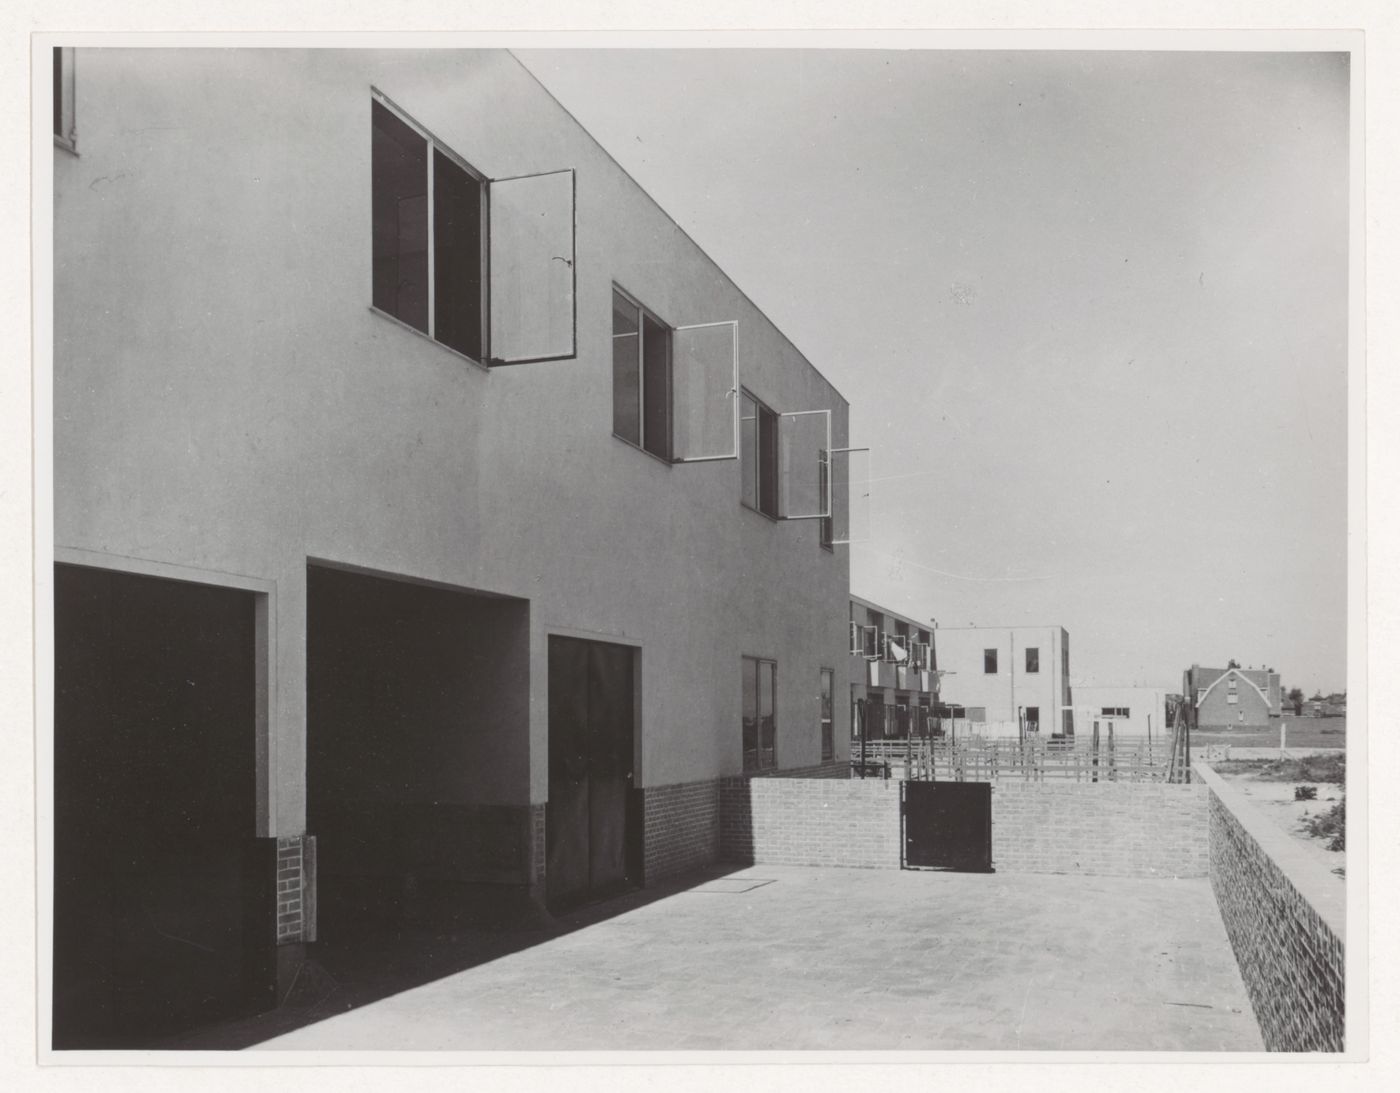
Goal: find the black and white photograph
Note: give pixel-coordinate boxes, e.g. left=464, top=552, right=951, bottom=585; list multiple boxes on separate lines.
left=16, top=4, right=1392, bottom=1081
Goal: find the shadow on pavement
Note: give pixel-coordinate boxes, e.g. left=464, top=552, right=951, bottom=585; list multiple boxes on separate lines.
left=151, top=863, right=750, bottom=1050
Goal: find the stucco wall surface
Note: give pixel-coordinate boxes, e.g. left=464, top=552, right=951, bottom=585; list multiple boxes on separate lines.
left=53, top=48, right=851, bottom=833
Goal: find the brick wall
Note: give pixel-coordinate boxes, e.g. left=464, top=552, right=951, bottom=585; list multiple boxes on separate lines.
left=641, top=779, right=721, bottom=884
left=718, top=776, right=1207, bottom=876
left=275, top=834, right=316, bottom=944
left=750, top=761, right=851, bottom=780
left=720, top=776, right=902, bottom=868
left=991, top=781, right=1208, bottom=877
left=1195, top=763, right=1345, bottom=1051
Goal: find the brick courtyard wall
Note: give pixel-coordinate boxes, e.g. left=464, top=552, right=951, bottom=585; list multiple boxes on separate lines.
left=1194, top=763, right=1345, bottom=1052
left=718, top=777, right=1206, bottom=876
left=641, top=779, right=722, bottom=884
left=720, top=776, right=902, bottom=868
left=750, top=761, right=851, bottom=780
left=990, top=781, right=1208, bottom=878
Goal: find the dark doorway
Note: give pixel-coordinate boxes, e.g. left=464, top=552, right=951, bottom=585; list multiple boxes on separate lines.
left=306, top=565, right=531, bottom=942
left=546, top=637, right=638, bottom=909
left=902, top=781, right=993, bottom=873
left=53, top=564, right=265, bottom=1048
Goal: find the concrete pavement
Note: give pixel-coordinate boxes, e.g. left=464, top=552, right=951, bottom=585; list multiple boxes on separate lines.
left=254, top=864, right=1262, bottom=1052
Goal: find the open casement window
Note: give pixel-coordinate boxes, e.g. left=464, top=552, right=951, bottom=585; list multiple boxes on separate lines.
left=861, top=625, right=879, bottom=659
left=848, top=621, right=862, bottom=656
left=371, top=93, right=576, bottom=366
left=671, top=321, right=739, bottom=462
left=740, top=391, right=779, bottom=516
left=778, top=410, right=831, bottom=521
left=829, top=444, right=871, bottom=545
left=611, top=288, right=672, bottom=459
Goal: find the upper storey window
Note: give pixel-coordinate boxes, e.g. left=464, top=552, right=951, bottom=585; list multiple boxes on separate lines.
left=740, top=389, right=779, bottom=516
left=370, top=93, right=577, bottom=365
left=53, top=47, right=76, bottom=151
left=612, top=288, right=672, bottom=460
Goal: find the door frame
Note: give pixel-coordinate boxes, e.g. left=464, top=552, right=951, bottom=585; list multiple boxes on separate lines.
left=544, top=633, right=642, bottom=906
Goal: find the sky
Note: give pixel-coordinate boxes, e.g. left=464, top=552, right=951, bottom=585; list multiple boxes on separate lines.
left=518, top=48, right=1350, bottom=696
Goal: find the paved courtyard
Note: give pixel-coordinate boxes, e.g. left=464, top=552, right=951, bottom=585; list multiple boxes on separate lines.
left=254, top=864, right=1262, bottom=1053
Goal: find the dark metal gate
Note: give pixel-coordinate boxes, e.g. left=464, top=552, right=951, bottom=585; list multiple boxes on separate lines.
left=902, top=780, right=993, bottom=872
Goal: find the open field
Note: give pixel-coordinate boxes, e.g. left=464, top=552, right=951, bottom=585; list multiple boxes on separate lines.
left=1189, top=716, right=1345, bottom=752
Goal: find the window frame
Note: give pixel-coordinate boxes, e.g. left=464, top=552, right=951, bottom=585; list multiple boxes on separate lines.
left=611, top=284, right=673, bottom=462
left=1025, top=646, right=1040, bottom=673
left=53, top=46, right=76, bottom=153
left=742, top=655, right=778, bottom=772
left=371, top=92, right=489, bottom=364
left=984, top=648, right=999, bottom=674
left=819, top=667, right=834, bottom=761
left=739, top=388, right=780, bottom=518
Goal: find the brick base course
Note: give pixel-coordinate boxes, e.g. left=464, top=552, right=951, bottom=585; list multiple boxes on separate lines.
left=641, top=779, right=721, bottom=884
left=1195, top=763, right=1345, bottom=1051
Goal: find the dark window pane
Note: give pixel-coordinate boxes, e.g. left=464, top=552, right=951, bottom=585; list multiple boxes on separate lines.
left=53, top=48, right=62, bottom=138
left=758, top=405, right=778, bottom=517
left=372, top=101, right=428, bottom=332
left=641, top=313, right=670, bottom=459
left=984, top=648, right=998, bottom=674
left=742, top=658, right=757, bottom=771
left=1025, top=647, right=1039, bottom=673
left=612, top=293, right=641, bottom=444
left=740, top=393, right=758, bottom=509
left=433, top=149, right=483, bottom=358
left=759, top=661, right=776, bottom=768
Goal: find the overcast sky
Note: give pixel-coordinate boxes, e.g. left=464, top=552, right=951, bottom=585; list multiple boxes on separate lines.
left=520, top=49, right=1350, bottom=695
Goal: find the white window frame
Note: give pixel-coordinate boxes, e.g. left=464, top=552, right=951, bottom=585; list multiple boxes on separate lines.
left=370, top=88, right=577, bottom=367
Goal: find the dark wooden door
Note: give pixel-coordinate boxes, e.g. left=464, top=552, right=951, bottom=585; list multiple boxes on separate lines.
left=546, top=637, right=635, bottom=908
left=902, top=780, right=993, bottom=872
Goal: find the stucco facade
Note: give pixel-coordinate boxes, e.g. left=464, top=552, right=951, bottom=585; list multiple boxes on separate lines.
left=934, top=626, right=1073, bottom=736
left=1071, top=686, right=1169, bottom=738
left=51, top=49, right=850, bottom=1044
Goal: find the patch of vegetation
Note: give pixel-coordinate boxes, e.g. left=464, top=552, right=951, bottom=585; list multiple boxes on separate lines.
left=1252, top=753, right=1346, bottom=784
left=1294, top=785, right=1317, bottom=801
left=1305, top=796, right=1345, bottom=851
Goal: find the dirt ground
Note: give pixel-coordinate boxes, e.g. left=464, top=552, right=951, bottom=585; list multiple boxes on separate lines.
left=1212, top=764, right=1346, bottom=880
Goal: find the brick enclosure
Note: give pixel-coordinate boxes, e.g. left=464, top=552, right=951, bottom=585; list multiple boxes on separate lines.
left=641, top=779, right=722, bottom=883
left=1195, top=764, right=1345, bottom=1051
left=991, top=781, right=1208, bottom=878
left=275, top=835, right=316, bottom=944
left=720, top=776, right=903, bottom=868
left=719, top=776, right=1207, bottom=876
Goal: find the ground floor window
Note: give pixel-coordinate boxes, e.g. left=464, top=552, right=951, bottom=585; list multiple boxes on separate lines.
left=742, top=656, right=777, bottom=771
left=819, top=668, right=834, bottom=760
left=1024, top=706, right=1040, bottom=731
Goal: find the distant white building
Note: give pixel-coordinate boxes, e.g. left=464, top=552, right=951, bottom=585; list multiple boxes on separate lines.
left=1071, top=687, right=1169, bottom=739
left=935, top=626, right=1072, bottom=736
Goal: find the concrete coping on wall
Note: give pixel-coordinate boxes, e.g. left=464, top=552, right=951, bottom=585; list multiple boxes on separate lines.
left=1192, top=761, right=1345, bottom=943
